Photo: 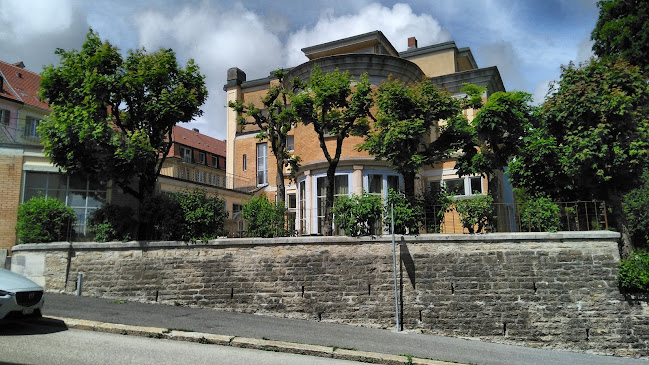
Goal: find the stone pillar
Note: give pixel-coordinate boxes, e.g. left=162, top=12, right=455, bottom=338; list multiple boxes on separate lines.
left=353, top=165, right=364, bottom=195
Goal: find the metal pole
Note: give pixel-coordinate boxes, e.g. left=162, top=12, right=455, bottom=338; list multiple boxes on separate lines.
left=391, top=202, right=400, bottom=332
left=76, top=273, right=83, bottom=296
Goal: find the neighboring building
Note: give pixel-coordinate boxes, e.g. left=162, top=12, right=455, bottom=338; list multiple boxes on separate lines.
left=0, top=60, right=249, bottom=252
left=225, top=31, right=511, bottom=235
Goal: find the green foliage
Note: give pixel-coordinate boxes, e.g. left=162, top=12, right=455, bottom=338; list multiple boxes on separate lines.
left=591, top=0, right=649, bottom=75
left=292, top=66, right=374, bottom=235
left=88, top=204, right=135, bottom=242
left=618, top=249, right=649, bottom=291
left=242, top=195, right=287, bottom=238
left=419, top=185, right=453, bottom=233
left=140, top=193, right=185, bottom=240
left=453, top=195, right=495, bottom=234
left=333, top=192, right=383, bottom=237
left=16, top=195, right=76, bottom=243
left=454, top=90, right=534, bottom=181
left=360, top=78, right=460, bottom=199
left=39, top=30, right=207, bottom=201
left=516, top=192, right=561, bottom=232
left=171, top=190, right=227, bottom=241
left=623, top=170, right=649, bottom=245
left=140, top=190, right=225, bottom=241
left=384, top=189, right=422, bottom=235
left=228, top=69, right=300, bottom=202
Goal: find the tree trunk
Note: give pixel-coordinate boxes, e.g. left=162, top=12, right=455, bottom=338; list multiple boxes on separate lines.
left=276, top=156, right=285, bottom=205
left=322, top=164, right=337, bottom=236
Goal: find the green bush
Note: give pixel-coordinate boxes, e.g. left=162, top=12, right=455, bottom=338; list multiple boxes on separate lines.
left=88, top=204, right=135, bottom=242
left=333, top=191, right=383, bottom=237
left=384, top=189, right=421, bottom=235
left=16, top=195, right=76, bottom=243
left=517, top=193, right=561, bottom=232
left=140, top=193, right=185, bottom=241
left=140, top=190, right=226, bottom=241
left=453, top=194, right=495, bottom=234
left=419, top=185, right=452, bottom=233
left=172, top=190, right=227, bottom=241
left=618, top=249, right=649, bottom=291
left=623, top=170, right=649, bottom=246
left=242, top=195, right=287, bottom=238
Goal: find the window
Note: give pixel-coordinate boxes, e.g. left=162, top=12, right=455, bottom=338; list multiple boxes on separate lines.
left=242, top=154, right=247, bottom=172
left=181, top=147, right=192, bottom=163
left=0, top=109, right=9, bottom=126
left=22, top=172, right=106, bottom=237
left=195, top=170, right=206, bottom=183
left=212, top=155, right=217, bottom=167
left=179, top=167, right=188, bottom=180
left=232, top=203, right=243, bottom=219
left=316, top=175, right=349, bottom=234
left=286, top=135, right=294, bottom=151
left=299, top=180, right=306, bottom=234
left=444, top=176, right=483, bottom=196
left=256, top=143, right=267, bottom=185
left=287, top=193, right=297, bottom=234
left=24, top=117, right=40, bottom=138
left=199, top=152, right=206, bottom=165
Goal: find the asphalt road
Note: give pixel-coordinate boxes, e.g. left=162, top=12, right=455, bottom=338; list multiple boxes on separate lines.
left=41, top=293, right=648, bottom=365
left=0, top=320, right=359, bottom=365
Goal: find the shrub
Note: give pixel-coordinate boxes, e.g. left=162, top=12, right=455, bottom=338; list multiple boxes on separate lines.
left=172, top=190, right=227, bottom=241
left=384, top=189, right=421, bottom=235
left=242, top=195, right=287, bottom=238
left=453, top=194, right=495, bottom=234
left=88, top=204, right=135, bottom=242
left=623, top=170, right=649, bottom=246
left=618, top=249, right=649, bottom=291
left=517, top=193, right=561, bottom=232
left=140, top=193, right=185, bottom=241
left=333, top=191, right=383, bottom=237
left=419, top=185, right=452, bottom=233
left=16, top=195, right=76, bottom=243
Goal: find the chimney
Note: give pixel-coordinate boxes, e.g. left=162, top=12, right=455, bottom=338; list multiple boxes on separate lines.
left=408, top=37, right=418, bottom=50
left=12, top=61, right=25, bottom=69
left=192, top=128, right=200, bottom=133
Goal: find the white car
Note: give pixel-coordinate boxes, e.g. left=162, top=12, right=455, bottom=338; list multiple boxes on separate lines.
left=0, top=268, right=44, bottom=319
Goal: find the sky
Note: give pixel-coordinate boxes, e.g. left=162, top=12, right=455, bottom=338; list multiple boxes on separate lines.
left=0, top=0, right=600, bottom=141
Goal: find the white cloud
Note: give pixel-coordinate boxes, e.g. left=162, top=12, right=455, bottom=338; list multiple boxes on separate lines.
left=0, top=0, right=74, bottom=43
left=134, top=2, right=284, bottom=140
left=285, top=3, right=451, bottom=67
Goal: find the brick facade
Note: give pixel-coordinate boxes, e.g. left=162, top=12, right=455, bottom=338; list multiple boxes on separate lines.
left=0, top=154, right=23, bottom=252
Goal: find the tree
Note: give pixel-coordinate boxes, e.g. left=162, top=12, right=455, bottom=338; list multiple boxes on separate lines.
left=242, top=195, right=287, bottom=238
left=228, top=69, right=299, bottom=204
left=453, top=89, right=535, bottom=200
left=292, top=66, right=373, bottom=235
left=39, top=30, right=207, bottom=202
left=359, top=78, right=460, bottom=202
left=591, top=0, right=649, bottom=74
left=535, top=58, right=649, bottom=257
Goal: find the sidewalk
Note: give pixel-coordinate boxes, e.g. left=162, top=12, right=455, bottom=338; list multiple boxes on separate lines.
left=43, top=293, right=645, bottom=365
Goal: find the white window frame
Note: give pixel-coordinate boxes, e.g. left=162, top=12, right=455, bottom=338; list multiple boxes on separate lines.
left=242, top=154, right=247, bottom=172
left=362, top=171, right=402, bottom=200
left=25, top=116, right=41, bottom=138
left=256, top=143, right=268, bottom=186
left=0, top=108, right=10, bottom=126
left=199, top=152, right=206, bottom=165
left=181, top=147, right=192, bottom=163
left=312, top=171, right=352, bottom=235
left=444, top=175, right=483, bottom=197
left=286, top=135, right=294, bottom=151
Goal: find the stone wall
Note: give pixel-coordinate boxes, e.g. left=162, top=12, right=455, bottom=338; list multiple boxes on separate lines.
left=11, top=232, right=648, bottom=357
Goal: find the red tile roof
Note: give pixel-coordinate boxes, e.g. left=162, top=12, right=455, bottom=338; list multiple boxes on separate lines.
left=0, top=60, right=50, bottom=111
left=171, top=125, right=226, bottom=157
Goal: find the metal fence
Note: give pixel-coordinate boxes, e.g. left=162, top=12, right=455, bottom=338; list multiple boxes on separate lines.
left=39, top=200, right=608, bottom=242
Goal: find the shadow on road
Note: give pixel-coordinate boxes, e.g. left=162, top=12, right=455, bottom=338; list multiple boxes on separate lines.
left=0, top=318, right=68, bottom=336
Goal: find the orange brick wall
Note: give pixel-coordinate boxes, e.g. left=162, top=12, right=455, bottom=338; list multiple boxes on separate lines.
left=0, top=155, right=23, bottom=252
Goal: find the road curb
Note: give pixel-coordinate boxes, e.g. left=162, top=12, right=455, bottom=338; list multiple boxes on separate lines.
left=42, top=316, right=461, bottom=365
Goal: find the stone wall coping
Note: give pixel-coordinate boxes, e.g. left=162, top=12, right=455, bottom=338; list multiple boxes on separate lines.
left=10, top=231, right=620, bottom=252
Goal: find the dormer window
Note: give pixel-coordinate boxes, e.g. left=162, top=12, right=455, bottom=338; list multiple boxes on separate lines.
left=181, top=147, right=192, bottom=163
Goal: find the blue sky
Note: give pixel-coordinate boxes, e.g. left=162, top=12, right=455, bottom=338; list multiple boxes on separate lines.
left=0, top=0, right=600, bottom=140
